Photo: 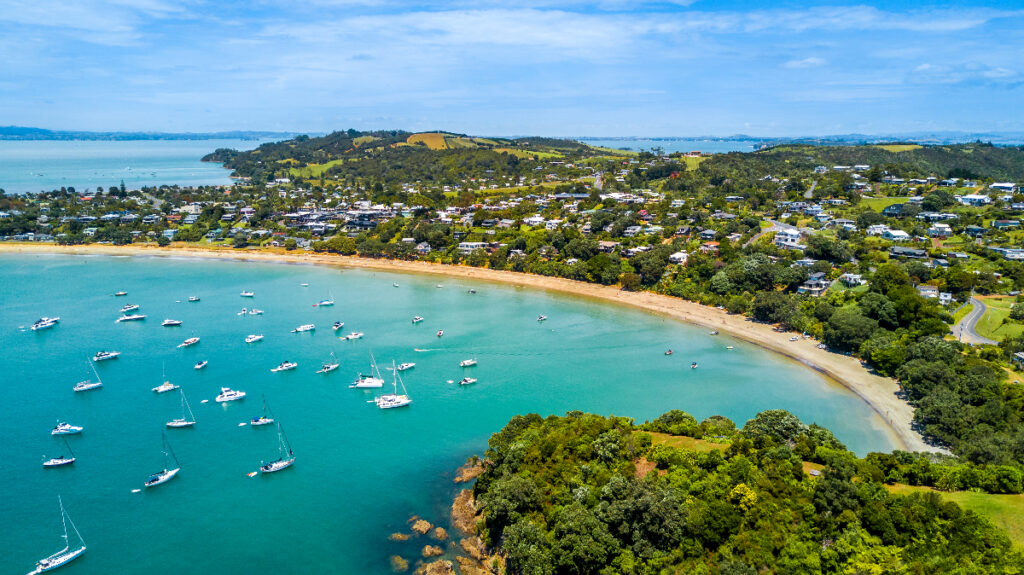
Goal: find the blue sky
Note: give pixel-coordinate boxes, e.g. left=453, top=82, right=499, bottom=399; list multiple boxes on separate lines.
left=1, top=0, right=1022, bottom=136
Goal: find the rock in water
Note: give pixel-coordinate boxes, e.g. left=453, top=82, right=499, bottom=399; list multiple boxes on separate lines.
left=389, top=532, right=411, bottom=542
left=432, top=527, right=449, bottom=541
left=390, top=555, right=409, bottom=572
left=416, top=560, right=455, bottom=575
left=411, top=519, right=433, bottom=534
left=451, top=489, right=477, bottom=534
left=453, top=461, right=484, bottom=483
left=422, top=545, right=444, bottom=558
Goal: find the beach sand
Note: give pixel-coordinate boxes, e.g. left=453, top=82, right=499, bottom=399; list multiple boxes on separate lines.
left=1, top=242, right=931, bottom=452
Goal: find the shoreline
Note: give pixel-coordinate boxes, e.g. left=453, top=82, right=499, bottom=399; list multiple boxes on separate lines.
left=0, top=242, right=929, bottom=452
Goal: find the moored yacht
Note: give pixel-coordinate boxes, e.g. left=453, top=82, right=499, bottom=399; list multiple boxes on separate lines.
left=27, top=497, right=86, bottom=574
left=245, top=334, right=264, bottom=343
left=271, top=361, right=298, bottom=373
left=215, top=387, right=246, bottom=402
left=161, top=319, right=182, bottom=327
left=396, top=362, right=415, bottom=371
left=537, top=315, right=547, bottom=322
left=332, top=321, right=344, bottom=331
left=240, top=290, right=255, bottom=297
left=116, top=314, right=146, bottom=322
left=73, top=360, right=103, bottom=393
left=374, top=362, right=412, bottom=409
left=152, top=380, right=180, bottom=393
left=412, top=316, right=424, bottom=323
left=259, top=423, right=295, bottom=474
left=350, top=354, right=385, bottom=388
left=92, top=350, right=120, bottom=362
left=114, top=290, right=128, bottom=296
left=457, top=377, right=477, bottom=386
left=52, top=421, right=83, bottom=435
left=144, top=434, right=180, bottom=488
left=194, top=360, right=208, bottom=370
left=177, top=337, right=200, bottom=348
left=31, top=317, right=60, bottom=331
left=436, top=329, right=444, bottom=337
left=459, top=358, right=478, bottom=367
left=343, top=332, right=363, bottom=340
left=316, top=353, right=340, bottom=374
left=248, top=308, right=263, bottom=315
left=250, top=395, right=275, bottom=426
left=292, top=324, right=315, bottom=333
left=43, top=437, right=76, bottom=468
left=119, top=304, right=139, bottom=313
left=188, top=296, right=200, bottom=302
left=166, top=388, right=196, bottom=428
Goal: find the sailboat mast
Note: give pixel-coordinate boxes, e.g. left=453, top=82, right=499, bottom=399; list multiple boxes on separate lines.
left=163, top=433, right=180, bottom=467
left=63, top=435, right=73, bottom=457
left=89, top=360, right=101, bottom=383
left=59, top=496, right=69, bottom=544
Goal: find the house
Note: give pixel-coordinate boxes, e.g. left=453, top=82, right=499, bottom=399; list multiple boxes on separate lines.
left=939, top=292, right=953, bottom=305
left=623, top=225, right=643, bottom=237
left=839, top=273, right=865, bottom=287
left=415, top=241, right=432, bottom=255
left=793, top=258, right=816, bottom=268
left=881, top=229, right=911, bottom=242
left=882, top=204, right=905, bottom=217
left=991, top=182, right=1019, bottom=193
left=918, top=285, right=939, bottom=299
left=699, top=229, right=718, bottom=241
left=958, top=194, right=992, bottom=206
left=457, top=241, right=489, bottom=254
left=928, top=223, right=952, bottom=237
left=699, top=241, right=719, bottom=254
left=183, top=214, right=200, bottom=225
left=866, top=224, right=890, bottom=236
left=798, top=272, right=831, bottom=297
left=890, top=246, right=927, bottom=259
left=1014, top=352, right=1024, bottom=368
left=774, top=228, right=803, bottom=250
left=597, top=241, right=620, bottom=253
left=965, top=225, right=987, bottom=237
left=669, top=251, right=688, bottom=264
left=991, top=220, right=1021, bottom=230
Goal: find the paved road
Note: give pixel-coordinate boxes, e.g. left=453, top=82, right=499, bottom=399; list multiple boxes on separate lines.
left=803, top=180, right=818, bottom=199
left=952, top=297, right=998, bottom=345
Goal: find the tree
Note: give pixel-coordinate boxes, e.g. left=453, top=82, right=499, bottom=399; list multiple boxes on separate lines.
left=284, top=238, right=297, bottom=251
left=620, top=272, right=641, bottom=291
left=823, top=309, right=878, bottom=352
left=751, top=291, right=798, bottom=326
left=742, top=410, right=806, bottom=448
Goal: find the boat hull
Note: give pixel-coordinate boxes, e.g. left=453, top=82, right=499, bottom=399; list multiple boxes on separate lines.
left=144, top=467, right=180, bottom=487
left=260, top=458, right=295, bottom=474
left=42, top=458, right=75, bottom=467
left=31, top=545, right=86, bottom=574
left=166, top=420, right=195, bottom=428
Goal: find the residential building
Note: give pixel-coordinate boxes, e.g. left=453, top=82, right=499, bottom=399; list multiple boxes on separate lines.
left=798, top=272, right=831, bottom=297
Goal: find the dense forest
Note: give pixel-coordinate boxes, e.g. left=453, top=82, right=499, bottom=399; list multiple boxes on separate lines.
left=471, top=410, right=1024, bottom=574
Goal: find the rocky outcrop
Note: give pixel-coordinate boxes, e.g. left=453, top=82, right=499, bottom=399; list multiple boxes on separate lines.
left=411, top=519, right=433, bottom=535
left=389, top=532, right=411, bottom=542
left=415, top=559, right=455, bottom=575
left=432, top=527, right=449, bottom=541
left=451, top=489, right=477, bottom=534
left=453, top=461, right=484, bottom=483
left=390, top=555, right=409, bottom=572
left=422, top=545, right=444, bottom=557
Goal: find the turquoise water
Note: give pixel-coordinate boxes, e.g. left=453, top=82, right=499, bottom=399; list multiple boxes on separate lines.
left=0, top=139, right=271, bottom=194
left=1, top=254, right=895, bottom=573
left=580, top=138, right=762, bottom=154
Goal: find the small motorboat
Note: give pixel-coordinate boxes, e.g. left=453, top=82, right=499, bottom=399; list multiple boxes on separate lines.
left=153, top=380, right=180, bottom=393
left=116, top=314, right=146, bottom=322
left=188, top=296, right=200, bottom=302
left=436, top=329, right=444, bottom=337
left=396, top=363, right=415, bottom=371
left=240, top=291, right=255, bottom=297
left=726, top=346, right=734, bottom=350
left=343, top=332, right=364, bottom=340
left=316, top=299, right=335, bottom=307
left=691, top=362, right=698, bottom=369
left=393, top=282, right=399, bottom=287
left=114, top=291, right=128, bottom=296
left=665, top=350, right=674, bottom=356
left=248, top=308, right=264, bottom=315
left=215, top=387, right=246, bottom=402
left=709, top=330, right=719, bottom=335
left=177, top=337, right=200, bottom=348
left=291, top=324, right=315, bottom=333
left=119, top=304, right=140, bottom=313
left=537, top=315, right=548, bottom=322
left=457, top=377, right=477, bottom=386
left=300, top=283, right=309, bottom=287
left=460, top=358, right=477, bottom=367
left=73, top=380, right=102, bottom=392
left=31, top=317, right=60, bottom=331
left=468, top=289, right=476, bottom=294
left=412, top=316, right=424, bottom=323
left=237, top=308, right=248, bottom=316
left=271, top=361, right=298, bottom=373
left=93, top=350, right=120, bottom=362
left=51, top=422, right=83, bottom=435
left=245, top=334, right=264, bottom=343
left=332, top=321, right=344, bottom=331
left=436, top=284, right=443, bottom=288
left=161, top=319, right=182, bottom=327
left=194, top=360, right=208, bottom=370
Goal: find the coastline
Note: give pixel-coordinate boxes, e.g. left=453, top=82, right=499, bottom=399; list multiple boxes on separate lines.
left=0, top=242, right=929, bottom=452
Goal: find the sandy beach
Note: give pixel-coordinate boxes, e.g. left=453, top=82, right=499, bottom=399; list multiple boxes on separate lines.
left=1, top=242, right=930, bottom=452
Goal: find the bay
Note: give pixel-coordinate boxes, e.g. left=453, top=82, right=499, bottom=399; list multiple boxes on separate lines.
left=1, top=254, right=895, bottom=573
left=0, top=139, right=271, bottom=194
left=580, top=138, right=763, bottom=154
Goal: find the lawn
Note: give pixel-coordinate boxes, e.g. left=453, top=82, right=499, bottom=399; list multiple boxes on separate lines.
left=976, top=296, right=1024, bottom=341
left=952, top=301, right=974, bottom=325
left=645, top=432, right=726, bottom=453
left=682, top=156, right=706, bottom=170
left=288, top=158, right=348, bottom=178
left=885, top=484, right=1024, bottom=548
left=494, top=147, right=564, bottom=160
left=861, top=196, right=907, bottom=212
left=407, top=132, right=448, bottom=150
left=873, top=144, right=923, bottom=152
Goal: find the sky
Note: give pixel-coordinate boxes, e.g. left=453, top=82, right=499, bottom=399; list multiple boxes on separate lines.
left=1, top=0, right=1022, bottom=137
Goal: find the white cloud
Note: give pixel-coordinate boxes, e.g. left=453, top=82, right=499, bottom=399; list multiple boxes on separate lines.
left=784, top=57, right=826, bottom=69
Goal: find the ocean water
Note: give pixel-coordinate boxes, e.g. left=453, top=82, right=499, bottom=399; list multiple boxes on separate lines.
left=580, top=138, right=762, bottom=154
left=0, top=139, right=272, bottom=194
left=0, top=254, right=895, bottom=574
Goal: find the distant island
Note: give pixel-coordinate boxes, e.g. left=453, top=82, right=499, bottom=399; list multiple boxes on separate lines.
left=0, top=126, right=302, bottom=141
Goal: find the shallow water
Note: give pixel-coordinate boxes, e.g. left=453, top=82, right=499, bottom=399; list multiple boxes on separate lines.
left=0, top=254, right=894, bottom=573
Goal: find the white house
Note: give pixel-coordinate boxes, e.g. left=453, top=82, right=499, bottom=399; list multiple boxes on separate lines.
left=991, top=182, right=1019, bottom=193
left=867, top=224, right=890, bottom=236
left=668, top=251, right=688, bottom=264
left=882, top=229, right=911, bottom=242
left=774, top=228, right=803, bottom=249
left=958, top=194, right=992, bottom=206
left=928, top=223, right=952, bottom=237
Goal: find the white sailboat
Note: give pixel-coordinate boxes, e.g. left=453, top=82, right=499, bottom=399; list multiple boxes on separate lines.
left=245, top=334, right=264, bottom=343
left=350, top=353, right=385, bottom=388
left=42, top=436, right=76, bottom=468
left=166, top=388, right=196, bottom=428
left=315, top=352, right=340, bottom=374
left=316, top=291, right=335, bottom=307
left=27, top=496, right=86, bottom=574
left=250, top=395, right=275, bottom=426
left=144, top=433, right=180, bottom=488
left=291, top=324, right=315, bottom=333
left=116, top=314, right=146, bottom=322
left=72, top=362, right=103, bottom=393
left=374, top=362, right=412, bottom=409
left=259, top=423, right=295, bottom=474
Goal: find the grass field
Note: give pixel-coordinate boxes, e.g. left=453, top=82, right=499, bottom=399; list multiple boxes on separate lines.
left=646, top=432, right=726, bottom=452
left=287, top=158, right=348, bottom=178
left=874, top=144, right=923, bottom=152
left=407, top=132, right=448, bottom=150
left=494, top=147, right=564, bottom=160
left=885, top=484, right=1024, bottom=547
left=952, top=302, right=974, bottom=325
left=975, top=296, right=1024, bottom=341
left=352, top=135, right=378, bottom=146
left=861, top=196, right=908, bottom=211
left=682, top=156, right=706, bottom=170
